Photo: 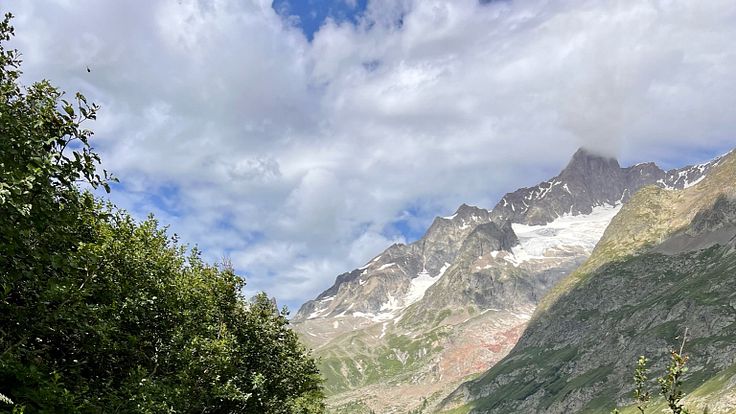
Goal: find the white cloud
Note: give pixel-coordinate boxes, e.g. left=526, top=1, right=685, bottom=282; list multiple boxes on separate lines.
left=3, top=0, right=736, bottom=309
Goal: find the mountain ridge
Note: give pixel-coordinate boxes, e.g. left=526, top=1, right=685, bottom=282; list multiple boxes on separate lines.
left=291, top=148, right=731, bottom=413
left=296, top=148, right=719, bottom=324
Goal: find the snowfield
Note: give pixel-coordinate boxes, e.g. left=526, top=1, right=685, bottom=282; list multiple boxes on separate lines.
left=507, top=204, right=622, bottom=266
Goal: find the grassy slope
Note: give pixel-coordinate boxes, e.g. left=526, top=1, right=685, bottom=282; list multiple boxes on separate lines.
left=315, top=300, right=457, bottom=396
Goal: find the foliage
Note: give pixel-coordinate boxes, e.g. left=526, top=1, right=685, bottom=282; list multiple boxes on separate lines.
left=632, top=356, right=651, bottom=414
left=658, top=350, right=690, bottom=414
left=0, top=12, right=323, bottom=413
left=611, top=336, right=691, bottom=414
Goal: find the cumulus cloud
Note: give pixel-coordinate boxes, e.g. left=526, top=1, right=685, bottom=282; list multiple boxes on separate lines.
left=4, top=0, right=736, bottom=309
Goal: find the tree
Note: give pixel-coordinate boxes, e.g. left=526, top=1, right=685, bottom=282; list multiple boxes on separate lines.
left=612, top=332, right=691, bottom=414
left=0, top=13, right=324, bottom=413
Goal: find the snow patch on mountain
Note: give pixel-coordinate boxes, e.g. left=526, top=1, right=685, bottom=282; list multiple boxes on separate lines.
left=307, top=295, right=336, bottom=319
left=405, top=262, right=451, bottom=306
left=349, top=263, right=452, bottom=323
left=378, top=262, right=396, bottom=271
left=683, top=175, right=706, bottom=189
left=505, top=204, right=622, bottom=266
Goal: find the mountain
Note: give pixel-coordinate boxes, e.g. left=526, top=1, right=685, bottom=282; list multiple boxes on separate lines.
left=292, top=148, right=726, bottom=414
left=489, top=148, right=712, bottom=225
left=438, top=150, right=736, bottom=413
left=293, top=204, right=493, bottom=346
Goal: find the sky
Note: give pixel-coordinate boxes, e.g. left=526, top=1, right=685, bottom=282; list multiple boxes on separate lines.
left=2, top=0, right=735, bottom=312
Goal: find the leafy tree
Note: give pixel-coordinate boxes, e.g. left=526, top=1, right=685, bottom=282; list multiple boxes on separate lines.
left=234, top=294, right=326, bottom=413
left=0, top=12, right=324, bottom=413
left=658, top=350, right=690, bottom=414
left=633, top=356, right=651, bottom=414
left=611, top=333, right=691, bottom=414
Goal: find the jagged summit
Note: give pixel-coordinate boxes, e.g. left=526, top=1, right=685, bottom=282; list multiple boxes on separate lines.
left=445, top=203, right=488, bottom=219
left=489, top=147, right=719, bottom=225
left=561, top=147, right=621, bottom=177
left=431, top=203, right=490, bottom=229
left=567, top=147, right=617, bottom=163
left=489, top=148, right=637, bottom=225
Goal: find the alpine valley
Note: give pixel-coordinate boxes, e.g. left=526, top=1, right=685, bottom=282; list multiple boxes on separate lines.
left=291, top=148, right=736, bottom=414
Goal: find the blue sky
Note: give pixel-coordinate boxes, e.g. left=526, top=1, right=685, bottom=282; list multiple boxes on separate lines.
left=273, top=0, right=368, bottom=41
left=3, top=0, right=735, bottom=312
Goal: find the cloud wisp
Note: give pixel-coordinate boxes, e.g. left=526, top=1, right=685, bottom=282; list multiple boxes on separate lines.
left=4, top=0, right=735, bottom=309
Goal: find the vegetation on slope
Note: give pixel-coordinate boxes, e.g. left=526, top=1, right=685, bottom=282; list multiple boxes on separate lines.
left=442, top=247, right=736, bottom=413
left=0, top=14, right=323, bottom=413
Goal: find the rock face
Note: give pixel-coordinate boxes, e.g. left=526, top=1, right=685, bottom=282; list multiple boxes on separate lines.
left=293, top=204, right=493, bottom=347
left=438, top=150, right=736, bottom=414
left=291, top=148, right=730, bottom=414
left=489, top=148, right=716, bottom=225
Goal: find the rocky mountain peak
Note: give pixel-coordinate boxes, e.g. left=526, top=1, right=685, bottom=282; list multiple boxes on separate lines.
left=490, top=148, right=661, bottom=225
left=560, top=148, right=622, bottom=179
left=454, top=203, right=487, bottom=217
left=423, top=204, right=492, bottom=248
left=569, top=147, right=614, bottom=161
left=433, top=203, right=490, bottom=224
left=293, top=204, right=493, bottom=324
